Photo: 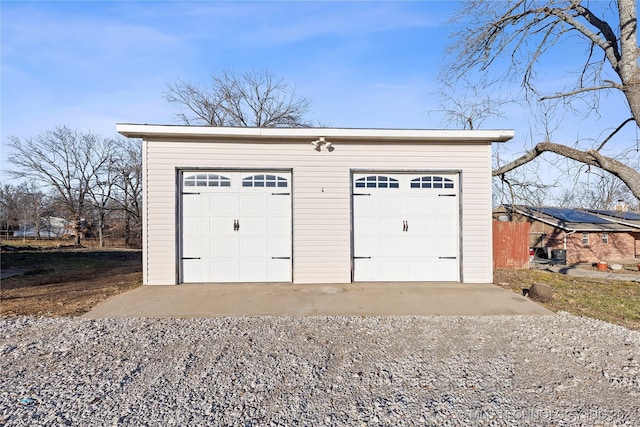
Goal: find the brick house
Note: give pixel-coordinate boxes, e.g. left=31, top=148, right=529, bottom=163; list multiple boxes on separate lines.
left=494, top=205, right=640, bottom=264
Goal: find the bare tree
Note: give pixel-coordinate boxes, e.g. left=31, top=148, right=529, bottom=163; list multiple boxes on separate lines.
left=0, top=183, right=52, bottom=239
left=20, top=183, right=50, bottom=239
left=87, top=152, right=118, bottom=248
left=165, top=69, right=312, bottom=127
left=446, top=0, right=640, bottom=202
left=7, top=126, right=115, bottom=245
left=111, top=137, right=143, bottom=247
left=571, top=170, right=639, bottom=209
left=0, top=184, right=26, bottom=237
left=430, top=78, right=511, bottom=130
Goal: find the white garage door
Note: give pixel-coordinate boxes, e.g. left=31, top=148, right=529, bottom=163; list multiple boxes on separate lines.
left=181, top=171, right=291, bottom=283
left=353, top=173, right=460, bottom=281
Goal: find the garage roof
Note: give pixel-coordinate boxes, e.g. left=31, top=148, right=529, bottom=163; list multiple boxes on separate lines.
left=116, top=124, right=514, bottom=143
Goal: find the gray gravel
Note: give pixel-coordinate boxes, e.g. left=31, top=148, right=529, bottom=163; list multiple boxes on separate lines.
left=1, top=313, right=639, bottom=426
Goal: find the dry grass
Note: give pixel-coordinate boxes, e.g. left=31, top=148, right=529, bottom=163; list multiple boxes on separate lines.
left=494, top=269, right=640, bottom=331
left=1, top=245, right=142, bottom=317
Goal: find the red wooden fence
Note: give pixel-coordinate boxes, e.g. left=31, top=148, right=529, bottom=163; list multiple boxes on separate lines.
left=493, top=221, right=530, bottom=269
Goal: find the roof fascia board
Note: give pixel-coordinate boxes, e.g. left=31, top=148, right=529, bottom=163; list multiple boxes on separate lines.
left=116, top=123, right=515, bottom=143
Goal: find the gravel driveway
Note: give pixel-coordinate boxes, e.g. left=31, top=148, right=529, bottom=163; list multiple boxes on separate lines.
left=1, top=313, right=639, bottom=426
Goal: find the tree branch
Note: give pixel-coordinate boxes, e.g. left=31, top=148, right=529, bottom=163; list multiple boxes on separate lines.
left=539, top=82, right=622, bottom=101
left=596, top=117, right=636, bottom=151
left=493, top=142, right=640, bottom=201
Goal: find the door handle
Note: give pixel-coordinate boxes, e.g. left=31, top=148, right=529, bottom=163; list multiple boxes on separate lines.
left=402, top=220, right=408, bottom=232
left=233, top=219, right=240, bottom=232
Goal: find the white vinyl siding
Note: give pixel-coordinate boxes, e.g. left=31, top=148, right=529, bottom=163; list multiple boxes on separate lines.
left=141, top=139, right=495, bottom=285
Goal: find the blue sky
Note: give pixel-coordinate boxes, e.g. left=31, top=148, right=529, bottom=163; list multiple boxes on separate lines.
left=1, top=0, right=635, bottom=184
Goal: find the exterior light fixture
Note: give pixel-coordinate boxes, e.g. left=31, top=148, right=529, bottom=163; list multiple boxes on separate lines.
left=310, top=137, right=334, bottom=151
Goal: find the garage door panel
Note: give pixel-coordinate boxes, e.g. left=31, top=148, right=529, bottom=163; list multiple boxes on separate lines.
left=378, top=217, right=404, bottom=234
left=210, top=236, right=239, bottom=257
left=379, top=237, right=407, bottom=256
left=435, top=194, right=457, bottom=209
left=407, top=217, right=435, bottom=234
left=379, top=196, right=406, bottom=214
left=182, top=259, right=210, bottom=283
left=433, top=259, right=458, bottom=281
left=268, top=237, right=290, bottom=255
left=240, top=194, right=267, bottom=213
left=434, top=237, right=457, bottom=255
left=408, top=237, right=436, bottom=256
left=268, top=260, right=291, bottom=282
left=240, top=260, right=267, bottom=281
left=184, top=238, right=210, bottom=258
left=210, top=216, right=236, bottom=235
left=240, top=216, right=267, bottom=234
left=356, top=216, right=380, bottom=234
left=182, top=171, right=291, bottom=283
left=379, top=259, right=407, bottom=281
left=354, top=258, right=377, bottom=281
left=353, top=172, right=459, bottom=282
left=267, top=216, right=290, bottom=235
left=434, top=217, right=457, bottom=235
left=354, top=237, right=378, bottom=256
left=408, top=196, right=435, bottom=212
left=210, top=260, right=240, bottom=282
left=211, top=194, right=239, bottom=214
left=408, top=258, right=433, bottom=279
left=239, top=237, right=268, bottom=257
left=353, top=195, right=377, bottom=212
left=268, top=195, right=291, bottom=214
left=183, top=216, right=209, bottom=237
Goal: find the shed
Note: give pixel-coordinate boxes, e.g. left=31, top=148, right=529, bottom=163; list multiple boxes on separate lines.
left=117, top=124, right=514, bottom=285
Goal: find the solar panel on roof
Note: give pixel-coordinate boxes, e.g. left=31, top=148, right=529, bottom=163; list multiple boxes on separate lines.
left=528, top=207, right=613, bottom=224
left=621, top=211, right=640, bottom=220
left=587, top=209, right=640, bottom=221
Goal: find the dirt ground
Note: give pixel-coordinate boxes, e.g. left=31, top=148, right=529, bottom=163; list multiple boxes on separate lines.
left=1, top=245, right=142, bottom=317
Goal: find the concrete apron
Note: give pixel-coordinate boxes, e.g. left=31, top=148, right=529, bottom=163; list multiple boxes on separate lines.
left=83, top=282, right=553, bottom=318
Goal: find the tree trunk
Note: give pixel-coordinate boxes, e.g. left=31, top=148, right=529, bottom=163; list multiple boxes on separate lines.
left=618, top=0, right=640, bottom=124
left=98, top=213, right=104, bottom=248
left=124, top=214, right=131, bottom=248
left=74, top=218, right=82, bottom=246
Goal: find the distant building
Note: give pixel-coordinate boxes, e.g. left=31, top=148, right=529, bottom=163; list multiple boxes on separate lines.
left=494, top=205, right=640, bottom=263
left=13, top=216, right=74, bottom=239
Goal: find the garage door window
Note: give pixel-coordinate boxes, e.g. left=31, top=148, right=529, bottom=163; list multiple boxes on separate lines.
left=184, top=174, right=231, bottom=187
left=242, top=174, right=288, bottom=188
left=410, top=176, right=455, bottom=189
left=354, top=176, right=399, bottom=188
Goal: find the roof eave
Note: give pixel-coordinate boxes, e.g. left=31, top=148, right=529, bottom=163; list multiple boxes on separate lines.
left=116, top=123, right=515, bottom=143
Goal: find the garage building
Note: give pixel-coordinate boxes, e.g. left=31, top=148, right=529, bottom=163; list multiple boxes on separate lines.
left=116, top=125, right=514, bottom=285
